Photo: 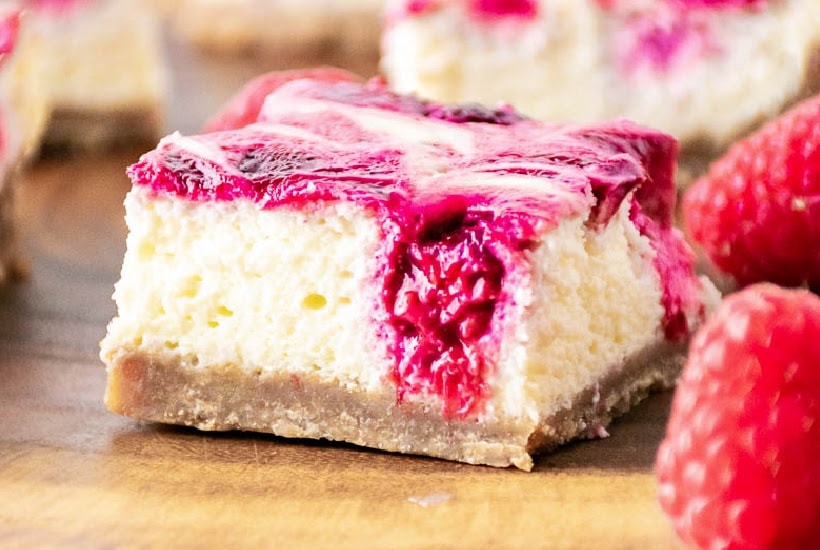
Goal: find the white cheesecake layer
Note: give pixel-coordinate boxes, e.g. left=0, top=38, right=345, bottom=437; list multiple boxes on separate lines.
left=509, top=202, right=664, bottom=422
left=382, top=0, right=820, bottom=147
left=103, top=188, right=387, bottom=393
left=102, top=187, right=669, bottom=423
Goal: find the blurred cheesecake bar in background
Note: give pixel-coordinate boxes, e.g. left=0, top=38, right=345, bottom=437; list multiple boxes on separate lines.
left=29, top=0, right=167, bottom=150
left=0, top=0, right=167, bottom=285
left=0, top=4, right=48, bottom=284
left=168, top=0, right=383, bottom=60
left=381, top=0, right=820, bottom=174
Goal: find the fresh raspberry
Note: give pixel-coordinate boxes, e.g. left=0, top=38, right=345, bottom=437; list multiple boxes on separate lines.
left=656, top=284, right=820, bottom=550
left=683, top=94, right=820, bottom=290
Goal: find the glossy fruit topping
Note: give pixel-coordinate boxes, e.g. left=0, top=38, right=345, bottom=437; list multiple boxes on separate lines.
left=423, top=102, right=523, bottom=124
left=386, top=208, right=508, bottom=416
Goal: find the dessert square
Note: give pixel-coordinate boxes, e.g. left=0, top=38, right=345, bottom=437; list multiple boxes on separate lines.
left=100, top=72, right=720, bottom=469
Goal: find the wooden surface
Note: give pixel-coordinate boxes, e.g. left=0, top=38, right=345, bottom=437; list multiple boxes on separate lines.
left=0, top=39, right=682, bottom=549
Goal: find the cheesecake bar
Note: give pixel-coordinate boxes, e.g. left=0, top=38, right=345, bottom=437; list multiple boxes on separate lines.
left=100, top=72, right=719, bottom=470
left=382, top=0, right=820, bottom=160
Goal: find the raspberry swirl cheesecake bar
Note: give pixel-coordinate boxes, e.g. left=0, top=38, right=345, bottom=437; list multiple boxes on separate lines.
left=382, top=0, right=820, bottom=159
left=100, top=70, right=719, bottom=469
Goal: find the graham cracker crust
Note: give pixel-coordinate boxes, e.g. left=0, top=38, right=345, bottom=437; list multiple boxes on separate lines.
left=104, top=340, right=686, bottom=471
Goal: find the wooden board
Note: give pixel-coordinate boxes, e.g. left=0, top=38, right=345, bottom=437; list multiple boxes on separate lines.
left=0, top=41, right=683, bottom=549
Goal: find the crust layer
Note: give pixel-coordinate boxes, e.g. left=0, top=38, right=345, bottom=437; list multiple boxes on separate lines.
left=104, top=339, right=686, bottom=470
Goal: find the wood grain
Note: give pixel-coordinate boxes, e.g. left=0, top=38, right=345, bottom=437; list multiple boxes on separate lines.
left=0, top=40, right=682, bottom=549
